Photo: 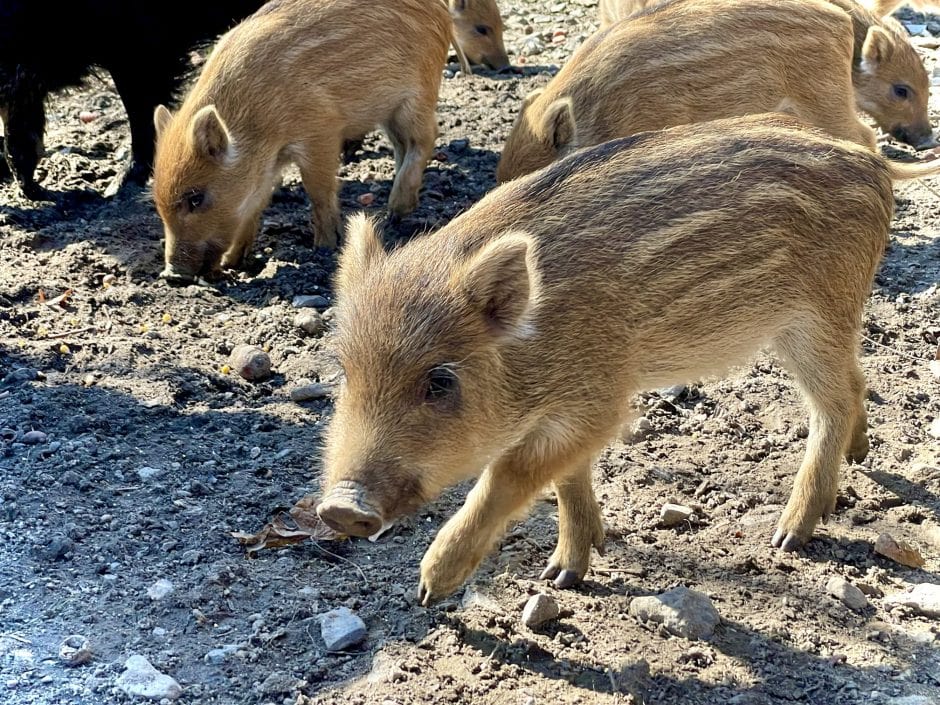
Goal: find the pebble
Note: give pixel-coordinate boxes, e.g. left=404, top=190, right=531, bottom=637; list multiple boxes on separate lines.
left=21, top=430, right=47, bottom=445
left=826, top=576, right=869, bottom=611
left=887, top=697, right=937, bottom=705
left=629, top=586, right=720, bottom=640
left=290, top=383, right=331, bottom=402
left=294, top=309, right=325, bottom=336
left=874, top=533, right=925, bottom=568
left=357, top=193, right=375, bottom=206
left=884, top=583, right=940, bottom=617
left=291, top=294, right=330, bottom=309
left=319, top=607, right=367, bottom=651
left=79, top=110, right=99, bottom=123
left=147, top=579, right=174, bottom=601
left=203, top=644, right=240, bottom=665
left=929, top=418, right=940, bottom=440
left=58, top=635, right=93, bottom=666
left=522, top=593, right=560, bottom=628
left=229, top=345, right=272, bottom=382
left=520, top=36, right=544, bottom=55
left=660, top=503, right=694, bottom=527
left=137, top=466, right=164, bottom=481
left=116, top=654, right=182, bottom=700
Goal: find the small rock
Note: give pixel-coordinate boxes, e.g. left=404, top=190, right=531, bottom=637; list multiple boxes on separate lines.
left=136, top=466, right=164, bottom=481
left=249, top=446, right=261, bottom=459
left=904, top=23, right=928, bottom=35
left=658, top=384, right=686, bottom=400
left=450, top=138, right=470, bottom=153
left=874, top=533, right=925, bottom=568
left=929, top=418, right=940, bottom=440
left=629, top=586, right=720, bottom=640
left=291, top=294, right=330, bottom=309
left=229, top=345, right=272, bottom=382
left=116, top=654, right=182, bottom=700
left=58, top=635, right=92, bottom=667
left=826, top=576, right=869, bottom=611
left=257, top=672, right=300, bottom=695
left=357, top=192, right=375, bottom=206
left=520, top=36, right=544, bottom=55
left=147, top=579, right=174, bottom=601
left=884, top=583, right=940, bottom=617
left=290, top=383, right=331, bottom=402
left=79, top=110, right=100, bottom=123
left=319, top=606, right=367, bottom=651
left=21, top=430, right=47, bottom=445
left=660, top=503, right=694, bottom=527
left=887, top=697, right=937, bottom=705
left=294, top=309, right=325, bottom=336
left=203, top=644, right=240, bottom=665
left=522, top=593, right=560, bottom=628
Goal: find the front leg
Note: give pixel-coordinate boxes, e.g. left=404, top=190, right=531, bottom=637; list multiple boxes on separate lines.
left=418, top=442, right=591, bottom=604
left=540, top=464, right=605, bottom=588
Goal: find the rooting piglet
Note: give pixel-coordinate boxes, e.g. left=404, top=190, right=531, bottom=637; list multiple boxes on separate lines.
left=497, top=0, right=931, bottom=182
left=317, top=112, right=940, bottom=603
left=448, top=0, right=510, bottom=71
left=152, top=0, right=450, bottom=283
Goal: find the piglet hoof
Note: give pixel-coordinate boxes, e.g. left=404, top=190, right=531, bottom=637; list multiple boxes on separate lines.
left=844, top=435, right=869, bottom=465
left=539, top=564, right=582, bottom=589
left=20, top=180, right=52, bottom=202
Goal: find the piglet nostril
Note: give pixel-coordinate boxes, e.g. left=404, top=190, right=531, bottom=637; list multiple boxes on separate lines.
left=316, top=499, right=382, bottom=538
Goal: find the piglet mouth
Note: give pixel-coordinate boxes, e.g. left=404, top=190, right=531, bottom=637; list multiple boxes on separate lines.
left=316, top=481, right=385, bottom=538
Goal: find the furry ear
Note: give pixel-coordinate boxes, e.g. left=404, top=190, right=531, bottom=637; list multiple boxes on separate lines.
left=191, top=105, right=232, bottom=162
left=457, top=232, right=540, bottom=339
left=153, top=105, right=173, bottom=138
left=335, top=213, right=385, bottom=294
left=449, top=0, right=468, bottom=12
left=521, top=88, right=545, bottom=112
left=861, top=26, right=893, bottom=71
left=542, top=98, right=576, bottom=150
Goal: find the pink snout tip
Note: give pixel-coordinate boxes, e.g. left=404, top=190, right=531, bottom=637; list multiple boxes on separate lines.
left=316, top=494, right=383, bottom=538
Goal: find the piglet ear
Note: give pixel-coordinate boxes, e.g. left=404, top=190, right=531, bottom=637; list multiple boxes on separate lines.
left=153, top=105, right=173, bottom=138
left=191, top=105, right=232, bottom=162
left=449, top=0, right=468, bottom=13
left=457, top=232, right=540, bottom=339
left=542, top=97, right=576, bottom=151
left=335, top=213, right=385, bottom=295
left=861, top=26, right=892, bottom=70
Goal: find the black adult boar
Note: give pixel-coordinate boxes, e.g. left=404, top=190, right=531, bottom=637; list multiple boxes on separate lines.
left=0, top=0, right=263, bottom=200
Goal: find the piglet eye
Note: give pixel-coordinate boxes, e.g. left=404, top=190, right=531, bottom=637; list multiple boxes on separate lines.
left=182, top=188, right=206, bottom=213
left=424, top=365, right=459, bottom=404
left=475, top=24, right=490, bottom=36
left=893, top=84, right=910, bottom=100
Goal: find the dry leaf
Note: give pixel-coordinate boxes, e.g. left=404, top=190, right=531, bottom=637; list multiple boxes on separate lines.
left=874, top=532, right=925, bottom=569
left=231, top=494, right=343, bottom=556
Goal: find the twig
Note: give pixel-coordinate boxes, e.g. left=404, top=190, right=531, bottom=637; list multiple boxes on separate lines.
left=0, top=633, right=32, bottom=644
left=913, top=176, right=940, bottom=202
left=310, top=542, right=369, bottom=587
left=44, top=326, right=99, bottom=340
left=860, top=334, right=929, bottom=363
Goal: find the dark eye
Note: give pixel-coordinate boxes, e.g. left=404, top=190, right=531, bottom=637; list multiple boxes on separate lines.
left=475, top=24, right=490, bottom=36
left=424, top=365, right=459, bottom=405
left=182, top=188, right=206, bottom=213
left=893, top=84, right=911, bottom=100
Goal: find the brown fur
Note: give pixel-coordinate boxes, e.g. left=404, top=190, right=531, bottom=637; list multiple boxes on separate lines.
left=497, top=0, right=932, bottom=182
left=598, top=0, right=661, bottom=26
left=449, top=0, right=510, bottom=71
left=152, top=0, right=449, bottom=282
left=318, top=113, right=940, bottom=601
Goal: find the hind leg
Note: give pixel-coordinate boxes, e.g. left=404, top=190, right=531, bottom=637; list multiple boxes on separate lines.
left=382, top=98, right=437, bottom=219
left=771, top=324, right=869, bottom=550
left=296, top=134, right=343, bottom=249
left=4, top=65, right=48, bottom=200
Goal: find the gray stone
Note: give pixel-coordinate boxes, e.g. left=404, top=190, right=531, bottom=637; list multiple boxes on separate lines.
left=203, top=644, right=240, bottom=665
left=887, top=697, right=937, bottom=705
left=826, top=576, right=869, bottom=611
left=522, top=593, right=560, bottom=628
left=319, top=607, right=367, bottom=651
left=884, top=583, right=940, bottom=618
left=291, top=294, right=330, bottom=309
left=136, top=466, right=164, bottom=481
left=146, top=579, right=174, bottom=601
left=290, top=383, right=331, bottom=402
left=629, top=586, right=720, bottom=640
left=660, top=503, right=693, bottom=527
left=294, top=309, right=325, bottom=336
left=116, top=654, right=182, bottom=700
left=21, top=430, right=47, bottom=445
